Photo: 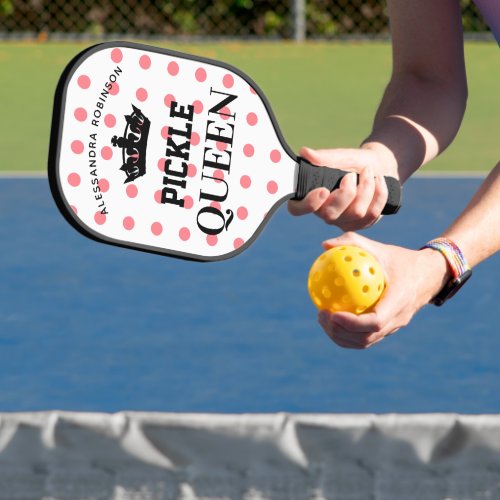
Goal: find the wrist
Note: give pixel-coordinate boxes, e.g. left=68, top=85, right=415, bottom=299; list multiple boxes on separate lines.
left=361, top=141, right=399, bottom=178
left=418, top=248, right=453, bottom=303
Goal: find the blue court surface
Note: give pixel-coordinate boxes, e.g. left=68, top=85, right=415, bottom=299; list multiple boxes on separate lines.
left=0, top=176, right=498, bottom=413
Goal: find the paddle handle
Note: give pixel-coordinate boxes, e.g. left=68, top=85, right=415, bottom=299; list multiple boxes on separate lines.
left=293, top=157, right=402, bottom=215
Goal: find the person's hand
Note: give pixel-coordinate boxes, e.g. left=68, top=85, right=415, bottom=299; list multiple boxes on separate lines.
left=288, top=145, right=398, bottom=231
left=316, top=232, right=451, bottom=349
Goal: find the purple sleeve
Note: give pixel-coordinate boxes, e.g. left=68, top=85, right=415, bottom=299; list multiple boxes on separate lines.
left=473, top=0, right=500, bottom=45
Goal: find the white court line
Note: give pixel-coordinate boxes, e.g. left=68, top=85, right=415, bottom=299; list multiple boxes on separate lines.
left=414, top=170, right=487, bottom=178
left=0, top=170, right=489, bottom=179
left=0, top=171, right=47, bottom=178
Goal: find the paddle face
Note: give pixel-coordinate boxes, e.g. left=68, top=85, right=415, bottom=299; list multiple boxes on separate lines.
left=49, top=41, right=297, bottom=261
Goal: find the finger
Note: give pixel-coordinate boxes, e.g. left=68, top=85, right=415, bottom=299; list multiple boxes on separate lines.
left=315, top=172, right=358, bottom=224
left=331, top=336, right=365, bottom=349
left=332, top=293, right=401, bottom=339
left=363, top=174, right=389, bottom=224
left=330, top=311, right=385, bottom=335
left=343, top=164, right=376, bottom=221
left=331, top=315, right=392, bottom=349
left=319, top=311, right=372, bottom=349
left=288, top=188, right=330, bottom=216
left=322, top=326, right=365, bottom=349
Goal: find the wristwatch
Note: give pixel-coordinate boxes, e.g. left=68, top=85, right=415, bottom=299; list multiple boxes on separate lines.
left=421, top=238, right=472, bottom=306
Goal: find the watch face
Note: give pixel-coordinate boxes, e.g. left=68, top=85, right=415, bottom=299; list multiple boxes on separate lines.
left=432, top=269, right=472, bottom=306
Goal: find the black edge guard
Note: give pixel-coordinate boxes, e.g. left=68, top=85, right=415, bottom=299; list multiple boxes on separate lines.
left=292, top=157, right=402, bottom=215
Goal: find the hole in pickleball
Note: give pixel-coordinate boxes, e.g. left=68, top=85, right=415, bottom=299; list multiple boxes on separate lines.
left=378, top=284, right=382, bottom=291
left=313, top=271, right=321, bottom=282
left=334, top=277, right=344, bottom=287
left=342, top=295, right=351, bottom=304
left=333, top=303, right=341, bottom=311
left=356, top=306, right=366, bottom=314
left=344, top=256, right=352, bottom=262
left=359, top=251, right=367, bottom=257
left=322, top=286, right=332, bottom=299
left=369, top=267, right=376, bottom=275
left=352, top=269, right=360, bottom=277
left=362, top=285, right=369, bottom=293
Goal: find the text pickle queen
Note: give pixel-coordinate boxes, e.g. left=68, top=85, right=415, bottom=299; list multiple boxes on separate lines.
left=161, top=87, right=238, bottom=236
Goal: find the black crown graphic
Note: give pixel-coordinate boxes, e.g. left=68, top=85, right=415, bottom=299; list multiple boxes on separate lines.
left=111, top=105, right=150, bottom=184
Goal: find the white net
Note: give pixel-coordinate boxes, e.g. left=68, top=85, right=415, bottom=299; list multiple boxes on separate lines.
left=1, top=412, right=500, bottom=499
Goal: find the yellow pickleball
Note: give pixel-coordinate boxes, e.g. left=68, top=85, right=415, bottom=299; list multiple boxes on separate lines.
left=308, top=245, right=385, bottom=314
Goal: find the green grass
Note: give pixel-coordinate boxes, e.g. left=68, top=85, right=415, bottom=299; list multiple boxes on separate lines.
left=0, top=40, right=497, bottom=172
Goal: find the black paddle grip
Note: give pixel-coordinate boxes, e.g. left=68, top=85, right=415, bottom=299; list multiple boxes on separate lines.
left=293, top=157, right=402, bottom=215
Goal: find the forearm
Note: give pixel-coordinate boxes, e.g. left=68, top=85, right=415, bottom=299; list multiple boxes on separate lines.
left=441, top=162, right=500, bottom=267
left=361, top=0, right=467, bottom=183
left=363, top=73, right=467, bottom=182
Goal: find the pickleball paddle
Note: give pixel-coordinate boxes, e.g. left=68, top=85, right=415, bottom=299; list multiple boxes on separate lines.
left=48, top=41, right=401, bottom=261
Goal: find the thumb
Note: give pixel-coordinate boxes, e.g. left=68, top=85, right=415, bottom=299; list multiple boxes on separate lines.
left=322, top=231, right=369, bottom=250
left=299, top=147, right=365, bottom=170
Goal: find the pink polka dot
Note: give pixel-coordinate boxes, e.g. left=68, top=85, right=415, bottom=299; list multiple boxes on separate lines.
left=94, top=212, right=106, bottom=225
left=154, top=190, right=162, bottom=203
left=161, top=127, right=170, bottom=140
left=109, top=82, right=119, bottom=95
left=249, top=86, right=256, bottom=94
left=243, top=144, right=254, bottom=157
left=151, top=222, right=163, bottom=236
left=207, top=235, right=218, bottom=246
left=223, top=74, right=234, bottom=88
left=214, top=170, right=224, bottom=183
left=216, top=141, right=228, bottom=152
left=77, top=75, right=90, bottom=89
left=164, top=94, right=175, bottom=107
left=136, top=88, right=148, bottom=101
left=111, top=48, right=122, bottom=63
left=267, top=180, right=278, bottom=194
left=179, top=227, right=190, bottom=241
left=191, top=132, right=200, bottom=146
left=71, top=140, right=84, bottom=154
left=240, top=175, right=251, bottom=189
left=237, top=206, right=248, bottom=220
left=211, top=201, right=221, bottom=210
left=192, top=100, right=203, bottom=114
left=183, top=195, right=194, bottom=209
left=220, top=106, right=231, bottom=120
left=187, top=163, right=197, bottom=177
left=247, top=113, right=258, bottom=126
left=139, top=55, right=151, bottom=69
left=71, top=205, right=78, bottom=214
left=74, top=108, right=87, bottom=122
left=234, top=238, right=244, bottom=249
left=195, top=68, right=207, bottom=82
left=126, top=184, right=138, bottom=198
left=101, top=147, right=113, bottom=160
left=168, top=61, right=179, bottom=76
left=270, top=150, right=281, bottom=163
left=98, top=178, right=109, bottom=192
left=157, top=158, right=166, bottom=171
left=104, top=114, right=116, bottom=127
left=123, top=216, right=134, bottom=230
left=68, top=173, right=80, bottom=187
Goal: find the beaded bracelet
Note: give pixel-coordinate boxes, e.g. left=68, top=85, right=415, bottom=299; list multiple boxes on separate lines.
left=421, top=237, right=472, bottom=306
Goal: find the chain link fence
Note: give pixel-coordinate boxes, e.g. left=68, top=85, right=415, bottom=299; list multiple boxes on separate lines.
left=0, top=0, right=491, bottom=40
